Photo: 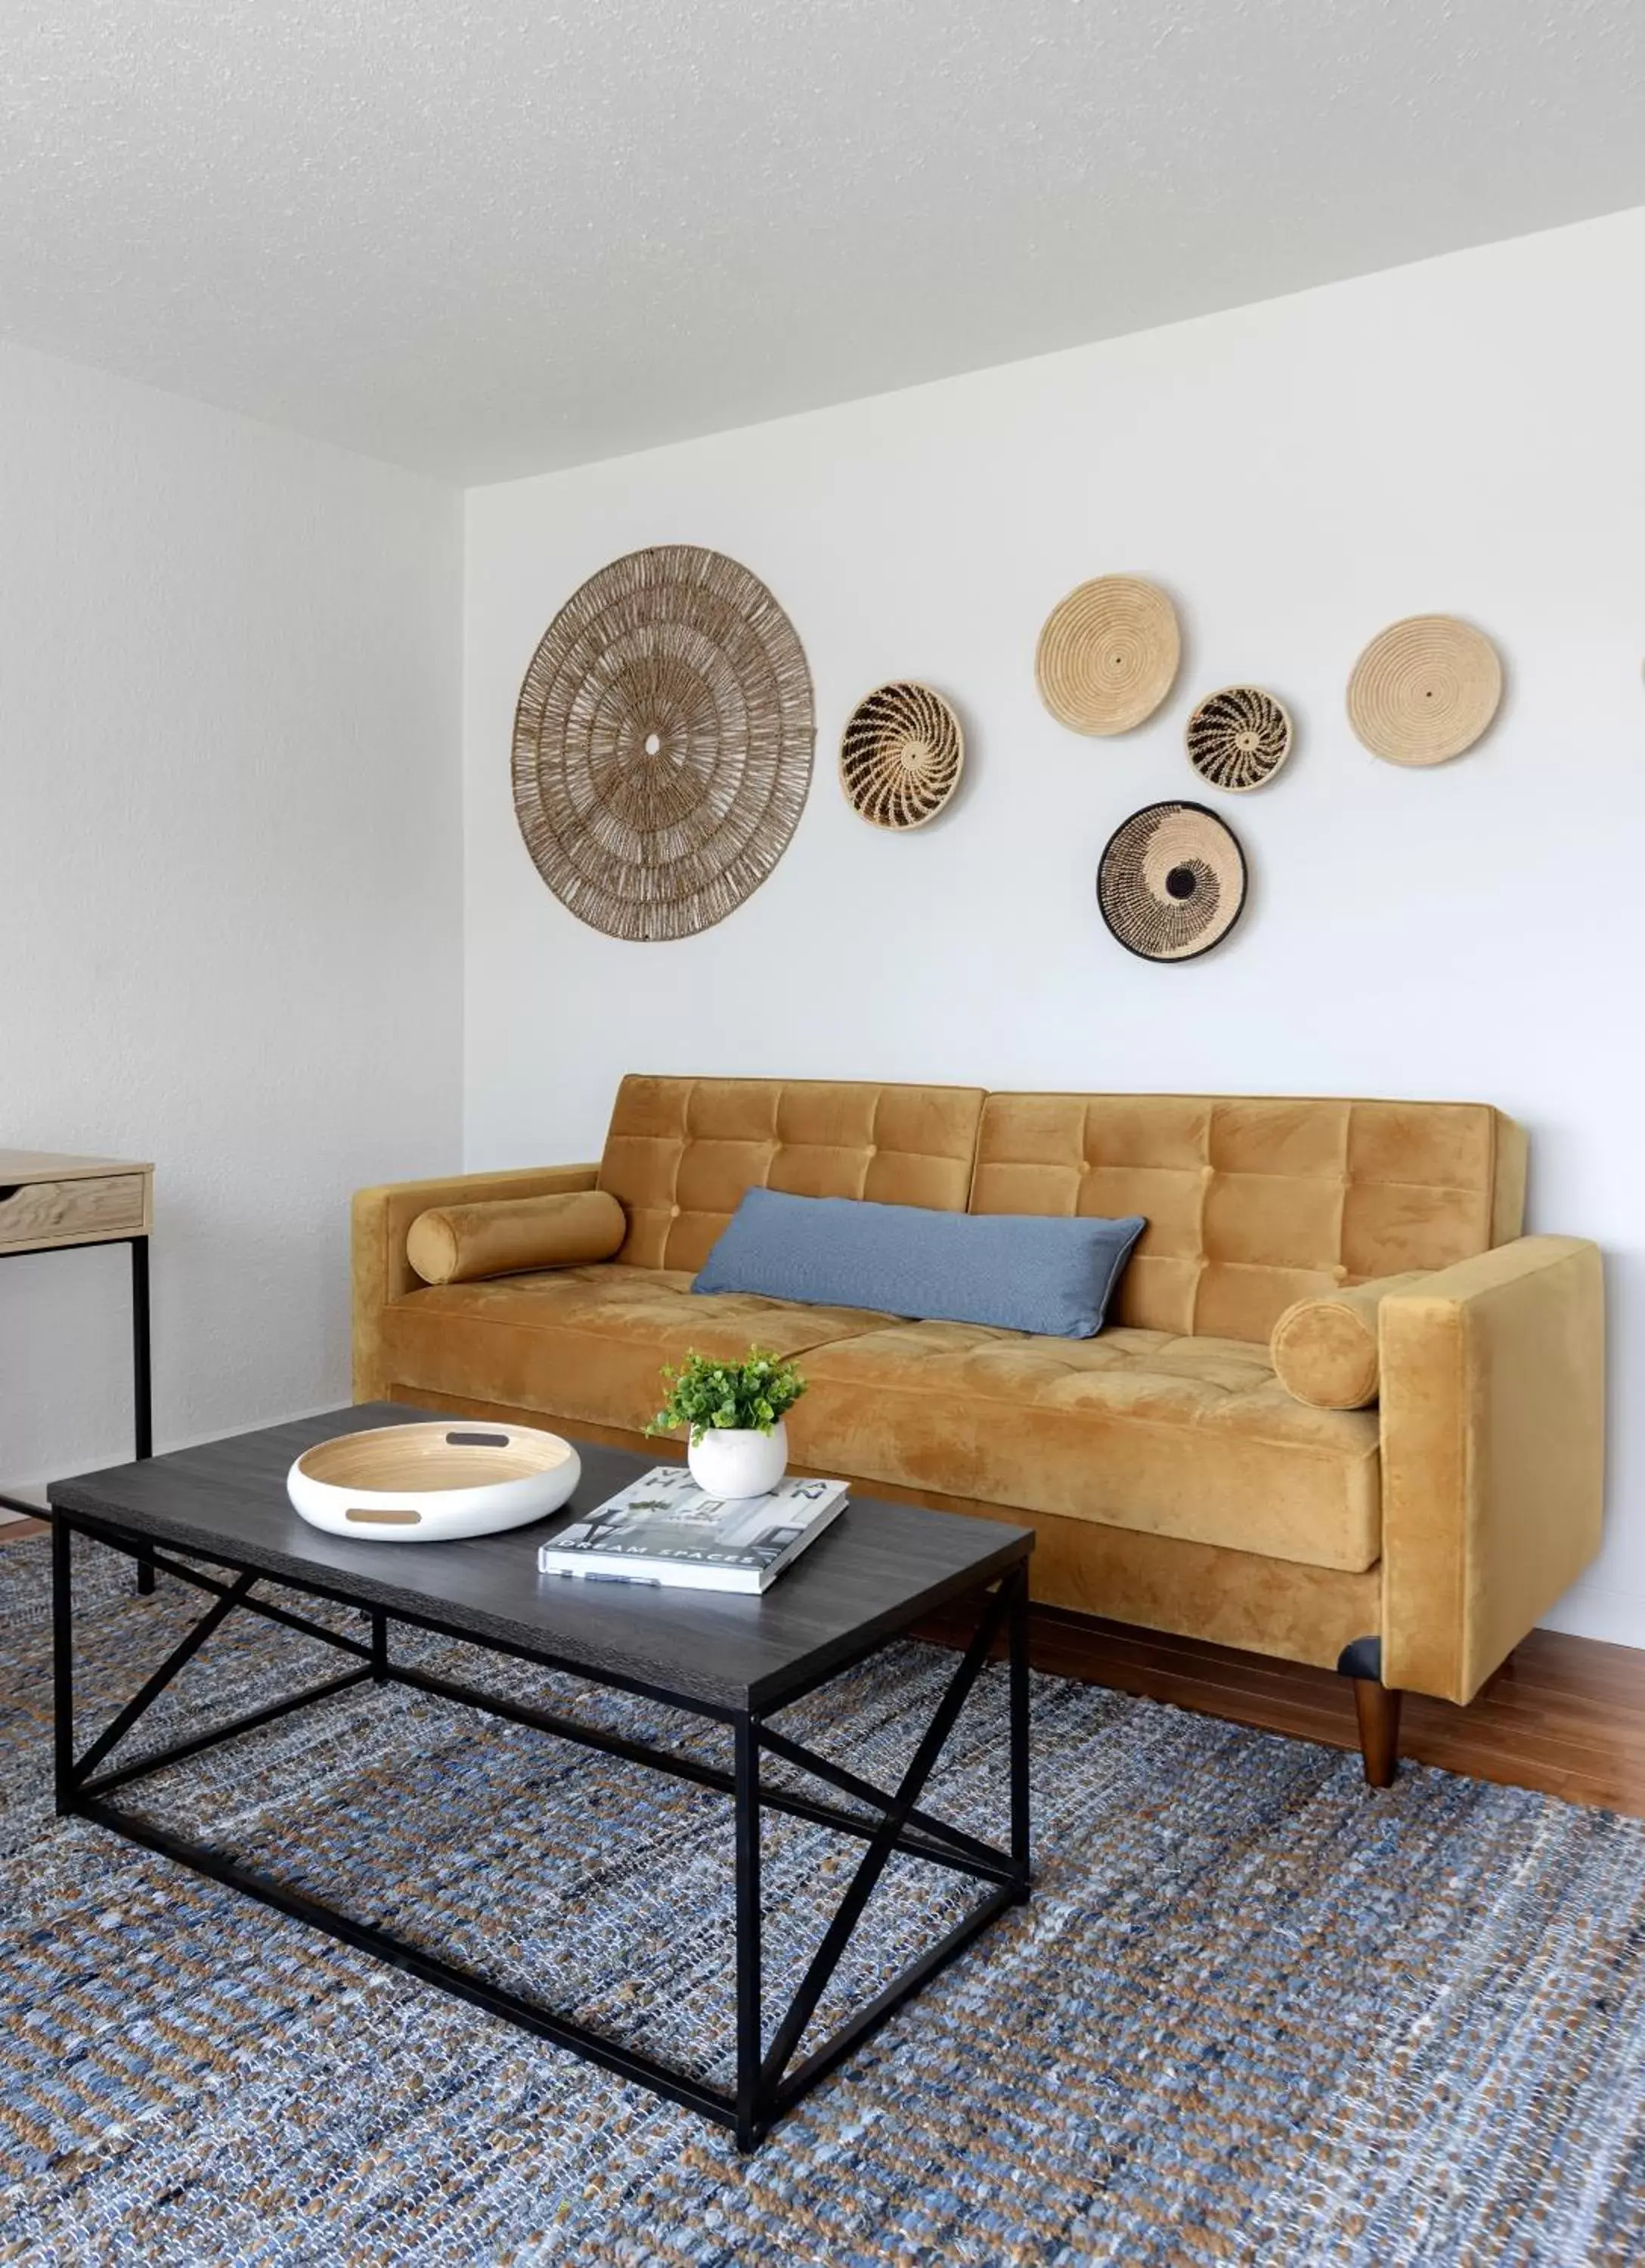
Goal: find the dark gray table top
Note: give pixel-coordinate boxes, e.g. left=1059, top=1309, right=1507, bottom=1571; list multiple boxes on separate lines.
left=49, top=1404, right=1032, bottom=1715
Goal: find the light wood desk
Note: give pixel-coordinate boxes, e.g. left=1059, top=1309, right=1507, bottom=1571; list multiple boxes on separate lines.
left=0, top=1151, right=153, bottom=1583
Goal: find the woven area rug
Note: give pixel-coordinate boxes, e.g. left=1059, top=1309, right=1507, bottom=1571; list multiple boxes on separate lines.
left=3, top=1535, right=1644, bottom=2266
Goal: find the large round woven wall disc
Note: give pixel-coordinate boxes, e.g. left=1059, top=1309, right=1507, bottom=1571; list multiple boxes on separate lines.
left=839, top=681, right=965, bottom=829
left=1035, top=575, right=1181, bottom=736
left=512, top=545, right=814, bottom=941
left=1185, top=686, right=1293, bottom=792
left=1097, top=801, right=1247, bottom=962
left=1346, top=615, right=1502, bottom=767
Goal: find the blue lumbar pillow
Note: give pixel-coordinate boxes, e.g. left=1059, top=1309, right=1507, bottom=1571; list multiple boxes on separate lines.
left=692, top=1188, right=1146, bottom=1339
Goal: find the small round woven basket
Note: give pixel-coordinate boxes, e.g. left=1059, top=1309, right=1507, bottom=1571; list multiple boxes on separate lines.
left=1035, top=575, right=1180, bottom=736
left=1346, top=615, right=1502, bottom=767
left=1097, top=801, right=1247, bottom=962
left=1185, top=686, right=1293, bottom=792
left=513, top=546, right=814, bottom=940
left=839, top=682, right=965, bottom=829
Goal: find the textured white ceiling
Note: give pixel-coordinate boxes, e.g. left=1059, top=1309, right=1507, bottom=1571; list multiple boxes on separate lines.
left=1, top=2, right=1641, bottom=482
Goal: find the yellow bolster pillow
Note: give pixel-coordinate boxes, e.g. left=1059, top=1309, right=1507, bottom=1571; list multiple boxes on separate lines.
left=1270, top=1272, right=1430, bottom=1408
left=407, top=1189, right=626, bottom=1286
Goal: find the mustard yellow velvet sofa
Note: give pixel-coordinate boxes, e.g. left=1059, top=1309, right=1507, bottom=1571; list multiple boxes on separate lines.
left=352, top=1075, right=1604, bottom=1783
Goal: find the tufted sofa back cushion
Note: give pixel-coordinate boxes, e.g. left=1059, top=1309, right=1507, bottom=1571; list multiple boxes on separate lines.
left=971, top=1093, right=1527, bottom=1343
left=598, top=1076, right=987, bottom=1272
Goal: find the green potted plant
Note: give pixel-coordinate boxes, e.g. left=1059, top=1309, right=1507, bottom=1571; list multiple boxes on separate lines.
left=648, top=1346, right=807, bottom=1499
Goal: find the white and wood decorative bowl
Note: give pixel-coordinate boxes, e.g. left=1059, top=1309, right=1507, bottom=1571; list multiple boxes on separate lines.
left=287, top=1423, right=581, bottom=1544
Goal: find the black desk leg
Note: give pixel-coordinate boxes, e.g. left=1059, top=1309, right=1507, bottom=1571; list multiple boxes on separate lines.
left=52, top=1510, right=76, bottom=1814
left=132, top=1238, right=156, bottom=1597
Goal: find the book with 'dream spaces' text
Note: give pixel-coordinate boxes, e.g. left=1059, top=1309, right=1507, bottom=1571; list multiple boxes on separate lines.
left=536, top=1464, right=849, bottom=1594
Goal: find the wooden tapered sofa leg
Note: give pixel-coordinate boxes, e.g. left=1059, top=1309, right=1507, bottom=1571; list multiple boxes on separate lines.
left=1352, top=1680, right=1403, bottom=1788
left=1337, top=1639, right=1402, bottom=1788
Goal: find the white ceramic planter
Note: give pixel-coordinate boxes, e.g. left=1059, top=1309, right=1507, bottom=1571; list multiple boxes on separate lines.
left=687, top=1419, right=788, bottom=1501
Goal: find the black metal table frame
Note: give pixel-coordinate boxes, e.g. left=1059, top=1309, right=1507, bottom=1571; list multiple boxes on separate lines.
left=1, top=1234, right=154, bottom=1593
left=51, top=1507, right=1032, bottom=2150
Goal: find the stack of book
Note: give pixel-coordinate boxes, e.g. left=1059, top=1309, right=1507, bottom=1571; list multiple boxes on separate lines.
left=536, top=1464, right=848, bottom=1594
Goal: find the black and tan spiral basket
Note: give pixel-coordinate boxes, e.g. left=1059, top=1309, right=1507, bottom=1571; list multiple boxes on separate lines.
left=1097, top=801, right=1247, bottom=962
left=512, top=546, right=814, bottom=940
left=838, top=682, right=965, bottom=829
left=1185, top=686, right=1293, bottom=792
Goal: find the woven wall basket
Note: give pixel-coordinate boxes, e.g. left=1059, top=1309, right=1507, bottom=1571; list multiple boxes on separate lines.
left=512, top=546, right=814, bottom=941
left=1034, top=575, right=1180, bottom=736
left=1346, top=615, right=1502, bottom=767
left=1097, top=801, right=1247, bottom=962
left=839, top=682, right=965, bottom=829
left=1185, top=686, right=1293, bottom=792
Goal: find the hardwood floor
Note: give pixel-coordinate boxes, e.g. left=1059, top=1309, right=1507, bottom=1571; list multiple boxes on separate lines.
left=925, top=1600, right=1645, bottom=1819
left=6, top=1518, right=1639, bottom=1817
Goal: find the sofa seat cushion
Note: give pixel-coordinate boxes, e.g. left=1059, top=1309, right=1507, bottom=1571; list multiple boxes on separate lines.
left=376, top=1266, right=901, bottom=1439
left=785, top=1319, right=1381, bottom=1572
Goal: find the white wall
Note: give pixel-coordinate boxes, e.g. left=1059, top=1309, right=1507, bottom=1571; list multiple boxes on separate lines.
left=463, top=206, right=1645, bottom=1647
left=0, top=339, right=463, bottom=1494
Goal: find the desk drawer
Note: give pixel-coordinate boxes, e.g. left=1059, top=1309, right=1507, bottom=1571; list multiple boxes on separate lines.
left=0, top=1174, right=147, bottom=1251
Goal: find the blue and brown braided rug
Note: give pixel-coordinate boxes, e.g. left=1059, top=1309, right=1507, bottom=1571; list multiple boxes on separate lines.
left=3, top=1532, right=1644, bottom=2266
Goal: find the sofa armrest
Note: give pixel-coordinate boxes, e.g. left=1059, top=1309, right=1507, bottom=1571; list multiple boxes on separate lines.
left=1380, top=1235, right=1603, bottom=1703
left=351, top=1163, right=599, bottom=1402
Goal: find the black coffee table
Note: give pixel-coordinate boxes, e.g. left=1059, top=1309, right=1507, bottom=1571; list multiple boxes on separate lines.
left=48, top=1404, right=1033, bottom=2149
